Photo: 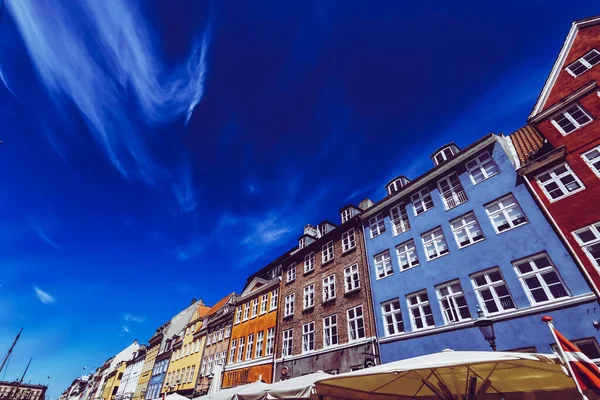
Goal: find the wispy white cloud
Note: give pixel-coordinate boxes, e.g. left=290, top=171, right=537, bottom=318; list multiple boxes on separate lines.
left=123, top=313, right=145, bottom=323
left=121, top=325, right=131, bottom=334
left=33, top=286, right=56, bottom=304
left=27, top=217, right=61, bottom=250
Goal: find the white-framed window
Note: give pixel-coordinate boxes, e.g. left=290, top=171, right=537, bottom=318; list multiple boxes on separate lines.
left=225, top=325, right=231, bottom=339
left=287, top=263, right=296, bottom=283
left=412, top=188, right=434, bottom=215
left=438, top=173, right=468, bottom=210
left=245, top=334, right=254, bottom=360
left=323, top=315, right=338, bottom=347
left=566, top=49, right=600, bottom=76
left=201, top=358, right=207, bottom=375
left=485, top=194, right=528, bottom=233
left=299, top=237, right=307, bottom=249
left=374, top=250, right=393, bottom=279
left=284, top=293, right=295, bottom=317
left=251, top=299, right=258, bottom=317
left=282, top=329, right=293, bottom=356
left=465, top=152, right=500, bottom=184
left=396, top=239, right=419, bottom=271
left=513, top=253, right=569, bottom=304
left=235, top=306, right=242, bottom=324
left=342, top=229, right=356, bottom=252
left=323, top=274, right=336, bottom=302
left=551, top=104, right=593, bottom=135
left=260, top=294, right=268, bottom=314
left=255, top=331, right=264, bottom=358
left=266, top=328, right=275, bottom=355
left=433, top=146, right=456, bottom=165
left=341, top=208, right=352, bottom=223
left=347, top=305, right=366, bottom=341
left=322, top=241, right=334, bottom=263
left=421, top=227, right=449, bottom=260
left=471, top=268, right=516, bottom=314
left=229, top=339, right=237, bottom=363
left=237, top=337, right=244, bottom=362
left=270, top=289, right=278, bottom=311
left=573, top=222, right=600, bottom=269
left=302, top=322, right=315, bottom=353
left=450, top=212, right=485, bottom=248
left=369, top=213, right=386, bottom=238
left=206, top=334, right=212, bottom=346
left=582, top=146, right=600, bottom=178
left=390, top=204, right=410, bottom=235
left=344, top=264, right=360, bottom=292
left=189, top=365, right=195, bottom=382
left=243, top=303, right=249, bottom=321
left=381, top=299, right=404, bottom=336
left=304, top=252, right=315, bottom=273
left=436, top=281, right=471, bottom=324
left=536, top=163, right=585, bottom=201
left=303, top=284, right=315, bottom=309
left=407, top=291, right=435, bottom=330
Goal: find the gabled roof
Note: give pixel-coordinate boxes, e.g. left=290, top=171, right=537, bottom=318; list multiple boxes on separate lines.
left=529, top=14, right=600, bottom=119
left=207, top=292, right=235, bottom=316
left=508, top=125, right=545, bottom=165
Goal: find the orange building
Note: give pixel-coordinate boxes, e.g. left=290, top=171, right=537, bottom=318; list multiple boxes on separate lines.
left=222, top=259, right=284, bottom=388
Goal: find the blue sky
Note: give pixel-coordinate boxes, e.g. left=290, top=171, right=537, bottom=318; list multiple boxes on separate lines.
left=0, top=1, right=598, bottom=398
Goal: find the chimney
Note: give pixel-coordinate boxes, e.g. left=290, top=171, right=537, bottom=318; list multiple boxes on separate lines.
left=303, top=224, right=318, bottom=238
left=358, top=199, right=374, bottom=210
left=190, top=298, right=197, bottom=305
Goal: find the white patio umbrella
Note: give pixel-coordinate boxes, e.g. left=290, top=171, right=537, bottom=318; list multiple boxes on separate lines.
left=165, top=394, right=189, bottom=400
left=192, top=381, right=269, bottom=400
left=235, top=371, right=331, bottom=400
left=315, top=350, right=579, bottom=400
left=208, top=365, right=224, bottom=395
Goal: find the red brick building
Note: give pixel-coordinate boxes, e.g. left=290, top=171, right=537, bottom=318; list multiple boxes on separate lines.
left=510, top=15, right=600, bottom=295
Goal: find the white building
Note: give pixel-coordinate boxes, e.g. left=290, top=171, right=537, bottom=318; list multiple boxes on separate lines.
left=115, top=347, right=146, bottom=400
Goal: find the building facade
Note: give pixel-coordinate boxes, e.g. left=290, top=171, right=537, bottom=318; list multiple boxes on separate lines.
left=94, top=341, right=139, bottom=400
left=222, top=261, right=282, bottom=389
left=132, top=325, right=166, bottom=400
left=274, top=213, right=377, bottom=381
left=359, top=134, right=600, bottom=362
left=513, top=15, right=600, bottom=297
left=114, top=347, right=146, bottom=400
left=100, top=362, right=126, bottom=400
left=196, top=294, right=235, bottom=395
left=0, top=382, right=47, bottom=400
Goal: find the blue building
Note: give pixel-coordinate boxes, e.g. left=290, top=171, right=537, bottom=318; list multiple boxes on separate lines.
left=145, top=353, right=170, bottom=400
left=359, top=134, right=600, bottom=362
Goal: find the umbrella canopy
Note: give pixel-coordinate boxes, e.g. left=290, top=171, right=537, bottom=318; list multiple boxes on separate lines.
left=236, top=371, right=331, bottom=400
left=193, top=381, right=268, bottom=400
left=165, top=394, right=189, bottom=400
left=315, top=350, right=577, bottom=400
left=208, top=365, right=224, bottom=395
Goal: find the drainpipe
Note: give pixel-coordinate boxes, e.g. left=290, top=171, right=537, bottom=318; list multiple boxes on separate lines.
left=523, top=178, right=600, bottom=301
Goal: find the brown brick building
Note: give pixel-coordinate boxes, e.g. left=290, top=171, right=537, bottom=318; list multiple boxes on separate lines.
left=274, top=204, right=378, bottom=380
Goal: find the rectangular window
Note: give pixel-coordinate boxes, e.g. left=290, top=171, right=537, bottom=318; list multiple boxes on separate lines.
left=536, top=163, right=584, bottom=201
left=323, top=315, right=338, bottom=347
left=287, top=264, right=296, bottom=283
left=208, top=355, right=214, bottom=374
left=347, top=305, right=366, bottom=341
left=189, top=365, right=195, bottom=383
left=485, top=194, right=528, bottom=233
left=299, top=237, right=307, bottom=249
left=450, top=212, right=485, bottom=248
left=270, top=289, right=278, bottom=310
left=304, top=252, right=315, bottom=273
left=471, top=268, right=516, bottom=314
left=303, top=284, right=315, bottom=309
left=322, top=241, right=334, bottom=263
left=255, top=331, right=264, bottom=358
left=436, top=281, right=471, bottom=324
left=342, top=229, right=356, bottom=252
left=341, top=208, right=352, bottom=223
left=185, top=343, right=190, bottom=356
left=396, top=239, right=419, bottom=271
left=302, top=322, right=315, bottom=353
left=573, top=222, right=600, bottom=269
left=374, top=250, right=393, bottom=279
left=407, top=291, right=435, bottom=330
left=438, top=173, right=468, bottom=210
left=551, top=104, right=593, bottom=135
left=260, top=294, right=268, bottom=314
left=200, top=357, right=207, bottom=375
left=390, top=204, right=410, bottom=235
left=411, top=188, right=434, bottom=215
left=323, top=274, right=336, bottom=302
left=235, top=307, right=242, bottom=324
left=344, top=264, right=360, bottom=292
left=369, top=213, right=386, bottom=238
left=465, top=152, right=500, bottom=184
left=566, top=49, right=600, bottom=76
left=229, top=340, right=237, bottom=363
left=218, top=328, right=224, bottom=341
left=266, top=328, right=275, bottom=355
left=224, top=325, right=231, bottom=339
left=282, top=329, right=293, bottom=356
left=284, top=293, right=295, bottom=317
left=251, top=299, right=258, bottom=317
left=582, top=146, right=600, bottom=178
left=243, top=303, right=249, bottom=321
left=381, top=299, right=404, bottom=336
left=245, top=334, right=254, bottom=360
left=237, top=338, right=244, bottom=362
left=206, top=335, right=211, bottom=346
left=421, top=227, right=449, bottom=260
left=513, top=253, right=569, bottom=304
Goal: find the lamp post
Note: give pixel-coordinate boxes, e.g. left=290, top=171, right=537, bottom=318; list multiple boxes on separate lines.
left=474, top=307, right=496, bottom=351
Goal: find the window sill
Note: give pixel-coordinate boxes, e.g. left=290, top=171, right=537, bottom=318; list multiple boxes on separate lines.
left=321, top=259, right=334, bottom=267
left=543, top=187, right=586, bottom=203
left=376, top=274, right=394, bottom=280
left=456, top=238, right=485, bottom=250
left=283, top=314, right=294, bottom=320
left=286, top=278, right=296, bottom=285
left=342, top=246, right=357, bottom=256
left=302, top=306, right=315, bottom=313
left=322, top=297, right=336, bottom=305
left=426, top=251, right=450, bottom=262
left=471, top=171, right=500, bottom=186
left=399, top=264, right=420, bottom=272
left=494, top=221, right=528, bottom=235
left=344, top=288, right=361, bottom=297
left=303, top=268, right=315, bottom=276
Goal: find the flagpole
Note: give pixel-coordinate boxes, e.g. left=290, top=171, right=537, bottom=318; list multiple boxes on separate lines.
left=542, top=316, right=588, bottom=400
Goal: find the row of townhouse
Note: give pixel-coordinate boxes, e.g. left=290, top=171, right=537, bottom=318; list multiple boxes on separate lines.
left=61, top=13, right=600, bottom=399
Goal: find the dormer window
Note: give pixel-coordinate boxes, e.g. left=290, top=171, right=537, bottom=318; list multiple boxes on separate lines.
left=566, top=49, right=600, bottom=77
left=341, top=208, right=352, bottom=223
left=386, top=176, right=410, bottom=195
left=319, top=224, right=329, bottom=237
left=299, top=237, right=308, bottom=249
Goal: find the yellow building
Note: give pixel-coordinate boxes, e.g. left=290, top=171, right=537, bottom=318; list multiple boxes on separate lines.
left=101, top=362, right=126, bottom=400
left=161, top=303, right=210, bottom=397
left=133, top=324, right=167, bottom=400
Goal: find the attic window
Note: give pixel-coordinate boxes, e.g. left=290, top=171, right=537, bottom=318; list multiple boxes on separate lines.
left=433, top=147, right=456, bottom=166
left=299, top=237, right=307, bottom=249
left=319, top=224, right=329, bottom=237
left=341, top=208, right=352, bottom=223
left=566, top=49, right=600, bottom=77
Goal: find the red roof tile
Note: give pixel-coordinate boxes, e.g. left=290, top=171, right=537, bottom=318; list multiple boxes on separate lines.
left=207, top=293, right=235, bottom=316
left=509, top=125, right=545, bottom=165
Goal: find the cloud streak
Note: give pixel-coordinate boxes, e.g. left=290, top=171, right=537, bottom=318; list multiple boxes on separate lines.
left=123, top=313, right=145, bottom=323
left=33, top=286, right=56, bottom=304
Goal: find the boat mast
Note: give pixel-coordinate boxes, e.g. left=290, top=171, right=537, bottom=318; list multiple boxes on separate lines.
left=0, top=328, right=23, bottom=374
left=10, top=358, right=32, bottom=400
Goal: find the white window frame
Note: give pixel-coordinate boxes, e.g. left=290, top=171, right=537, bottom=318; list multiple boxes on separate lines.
left=566, top=49, right=600, bottom=77
left=284, top=293, right=295, bottom=317
left=299, top=237, right=307, bottom=249
left=535, top=163, right=585, bottom=202
left=572, top=222, right=600, bottom=269
left=437, top=173, right=468, bottom=210
left=369, top=213, right=386, bottom=238
left=582, top=145, right=600, bottom=178
left=237, top=337, right=244, bottom=362
left=270, top=289, right=278, bottom=311
left=224, top=325, right=231, bottom=339
left=396, top=239, right=420, bottom=271
left=344, top=264, right=360, bottom=292
left=470, top=268, right=516, bottom=315
left=266, top=327, right=275, bottom=355
left=484, top=194, right=528, bottom=233
left=260, top=294, right=268, bottom=314
left=235, top=306, right=242, bottom=324
left=322, top=274, right=336, bottom=302
left=551, top=104, right=593, bottom=135
left=342, top=229, right=357, bottom=252
left=374, top=250, right=394, bottom=279
left=302, top=322, right=315, bottom=353
left=513, top=253, right=570, bottom=305
left=255, top=331, right=264, bottom=358
left=323, top=314, right=338, bottom=348
left=286, top=264, right=296, bottom=283
left=245, top=334, right=254, bottom=360
left=282, top=329, right=293, bottom=356
left=303, top=284, right=315, bottom=309
left=407, top=290, right=435, bottom=330
left=465, top=152, right=500, bottom=184
left=411, top=188, right=434, bottom=216
left=251, top=299, right=258, bottom=318
left=347, top=305, right=366, bottom=342
left=322, top=241, right=334, bottom=263
left=243, top=303, right=249, bottom=321
left=450, top=212, right=485, bottom=248
left=421, top=227, right=450, bottom=261
left=435, top=280, right=471, bottom=324
left=390, top=203, right=410, bottom=235
left=304, top=252, right=315, bottom=273
left=381, top=299, right=404, bottom=336
left=341, top=208, right=352, bottom=223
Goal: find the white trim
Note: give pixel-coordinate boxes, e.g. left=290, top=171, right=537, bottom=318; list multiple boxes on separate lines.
left=581, top=145, right=600, bottom=178
left=535, top=162, right=585, bottom=202
left=274, top=337, right=375, bottom=363
left=550, top=103, right=593, bottom=135
left=223, top=355, right=274, bottom=371
left=379, top=292, right=596, bottom=344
